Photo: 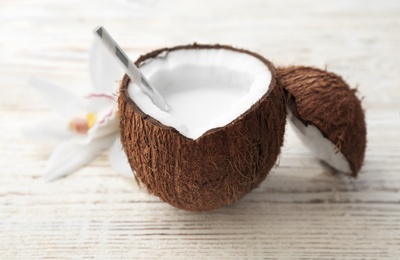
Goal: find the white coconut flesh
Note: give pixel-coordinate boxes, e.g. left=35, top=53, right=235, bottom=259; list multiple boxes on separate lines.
left=128, top=48, right=272, bottom=140
left=288, top=111, right=351, bottom=173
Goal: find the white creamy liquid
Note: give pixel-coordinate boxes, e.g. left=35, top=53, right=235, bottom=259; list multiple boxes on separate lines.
left=129, top=48, right=272, bottom=139
left=163, top=87, right=245, bottom=130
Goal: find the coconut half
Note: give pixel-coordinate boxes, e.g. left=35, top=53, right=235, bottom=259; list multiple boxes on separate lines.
left=277, top=66, right=366, bottom=177
left=119, top=44, right=286, bottom=211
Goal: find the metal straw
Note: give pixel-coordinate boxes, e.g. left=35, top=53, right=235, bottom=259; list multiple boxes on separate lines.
left=93, top=26, right=169, bottom=111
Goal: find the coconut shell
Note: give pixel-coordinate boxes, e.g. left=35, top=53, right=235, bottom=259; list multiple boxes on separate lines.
left=119, top=44, right=287, bottom=211
left=277, top=66, right=366, bottom=176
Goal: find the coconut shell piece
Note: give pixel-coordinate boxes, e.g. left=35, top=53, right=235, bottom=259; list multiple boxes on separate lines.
left=119, top=44, right=287, bottom=211
left=277, top=66, right=366, bottom=177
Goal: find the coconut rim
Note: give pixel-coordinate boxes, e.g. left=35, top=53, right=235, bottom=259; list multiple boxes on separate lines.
left=120, top=43, right=277, bottom=141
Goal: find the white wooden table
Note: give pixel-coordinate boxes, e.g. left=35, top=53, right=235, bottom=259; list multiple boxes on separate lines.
left=1, top=0, right=400, bottom=258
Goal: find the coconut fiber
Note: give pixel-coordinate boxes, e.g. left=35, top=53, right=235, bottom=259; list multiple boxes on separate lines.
left=277, top=66, right=366, bottom=176
left=119, top=44, right=287, bottom=211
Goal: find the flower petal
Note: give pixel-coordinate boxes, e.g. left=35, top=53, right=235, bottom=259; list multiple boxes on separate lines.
left=109, top=138, right=134, bottom=178
left=89, top=38, right=124, bottom=93
left=82, top=92, right=117, bottom=113
left=22, top=117, right=73, bottom=140
left=44, top=134, right=115, bottom=182
left=81, top=106, right=119, bottom=145
left=29, top=78, right=84, bottom=117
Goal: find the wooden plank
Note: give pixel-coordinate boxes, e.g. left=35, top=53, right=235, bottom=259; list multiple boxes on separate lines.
left=1, top=0, right=400, bottom=258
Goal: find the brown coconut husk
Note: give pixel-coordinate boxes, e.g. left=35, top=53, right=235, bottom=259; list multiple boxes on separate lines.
left=119, top=43, right=287, bottom=211
left=277, top=66, right=366, bottom=177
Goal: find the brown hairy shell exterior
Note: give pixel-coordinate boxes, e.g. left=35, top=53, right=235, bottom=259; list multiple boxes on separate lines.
left=277, top=66, right=366, bottom=176
left=119, top=44, right=287, bottom=211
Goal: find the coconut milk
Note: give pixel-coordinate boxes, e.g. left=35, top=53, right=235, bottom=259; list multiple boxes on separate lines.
left=163, top=87, right=244, bottom=130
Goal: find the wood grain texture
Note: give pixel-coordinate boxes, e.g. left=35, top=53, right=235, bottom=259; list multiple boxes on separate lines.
left=1, top=0, right=400, bottom=259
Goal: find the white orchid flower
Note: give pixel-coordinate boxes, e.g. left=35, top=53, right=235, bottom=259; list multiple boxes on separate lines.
left=25, top=39, right=133, bottom=181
